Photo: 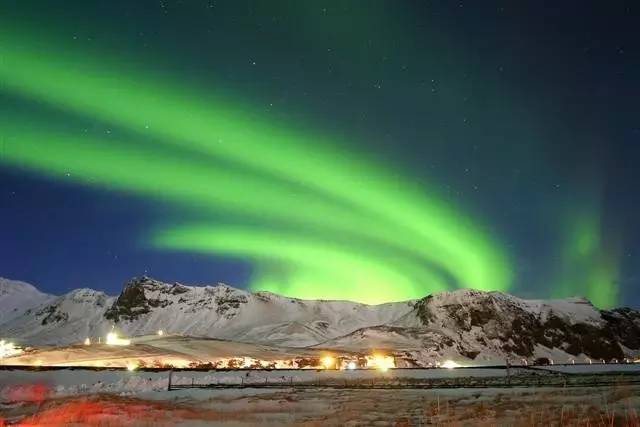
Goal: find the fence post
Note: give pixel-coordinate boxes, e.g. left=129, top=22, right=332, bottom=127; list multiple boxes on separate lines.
left=167, top=369, right=173, bottom=391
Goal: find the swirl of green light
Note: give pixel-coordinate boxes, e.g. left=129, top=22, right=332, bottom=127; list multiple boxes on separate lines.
left=0, top=123, right=450, bottom=303
left=153, top=225, right=450, bottom=304
left=0, top=22, right=512, bottom=301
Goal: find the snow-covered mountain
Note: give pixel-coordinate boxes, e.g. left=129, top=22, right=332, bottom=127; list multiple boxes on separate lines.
left=0, top=276, right=412, bottom=347
left=1, top=276, right=639, bottom=365
left=0, top=287, right=115, bottom=345
left=321, top=289, right=640, bottom=363
left=0, top=278, right=54, bottom=324
left=103, top=277, right=412, bottom=347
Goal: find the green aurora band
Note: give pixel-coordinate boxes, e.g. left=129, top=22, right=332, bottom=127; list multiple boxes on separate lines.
left=0, top=23, right=512, bottom=303
left=153, top=226, right=450, bottom=303
left=553, top=211, right=620, bottom=308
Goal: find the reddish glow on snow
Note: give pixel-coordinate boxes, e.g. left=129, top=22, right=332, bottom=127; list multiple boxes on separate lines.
left=5, top=383, right=51, bottom=404
left=12, top=396, right=235, bottom=426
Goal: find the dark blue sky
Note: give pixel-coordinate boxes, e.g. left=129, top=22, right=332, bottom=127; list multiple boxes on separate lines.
left=1, top=1, right=638, bottom=306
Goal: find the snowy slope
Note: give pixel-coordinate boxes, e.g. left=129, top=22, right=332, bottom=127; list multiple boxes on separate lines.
left=0, top=278, right=54, bottom=325
left=366, top=289, right=638, bottom=363
left=2, top=335, right=323, bottom=368
left=0, top=288, right=115, bottom=345
left=102, top=277, right=414, bottom=347
left=0, top=277, right=413, bottom=347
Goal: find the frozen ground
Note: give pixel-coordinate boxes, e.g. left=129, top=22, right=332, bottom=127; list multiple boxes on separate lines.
left=2, top=368, right=640, bottom=425
left=2, top=385, right=639, bottom=426
left=0, top=368, right=514, bottom=404
left=2, top=365, right=640, bottom=398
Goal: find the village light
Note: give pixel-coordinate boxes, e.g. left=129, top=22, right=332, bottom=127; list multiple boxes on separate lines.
left=0, top=339, right=23, bottom=358
left=368, top=354, right=394, bottom=372
left=347, top=361, right=357, bottom=370
left=157, top=330, right=164, bottom=336
left=84, top=338, right=91, bottom=346
left=441, top=360, right=461, bottom=369
left=126, top=362, right=137, bottom=371
left=321, top=356, right=335, bottom=369
left=106, top=332, right=130, bottom=346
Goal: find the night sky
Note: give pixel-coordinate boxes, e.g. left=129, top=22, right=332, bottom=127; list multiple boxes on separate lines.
left=1, top=1, right=638, bottom=307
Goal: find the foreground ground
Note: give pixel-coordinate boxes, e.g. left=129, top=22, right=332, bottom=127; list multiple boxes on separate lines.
left=2, top=385, right=640, bottom=426
left=2, top=367, right=640, bottom=425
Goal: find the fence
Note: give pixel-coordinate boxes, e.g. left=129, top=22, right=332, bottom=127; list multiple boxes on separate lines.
left=167, top=369, right=640, bottom=391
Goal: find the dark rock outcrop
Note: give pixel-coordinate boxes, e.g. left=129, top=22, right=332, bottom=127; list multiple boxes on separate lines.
left=105, top=276, right=177, bottom=321
left=415, top=291, right=638, bottom=361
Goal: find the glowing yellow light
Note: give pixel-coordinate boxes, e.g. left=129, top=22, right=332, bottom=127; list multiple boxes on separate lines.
left=321, top=356, right=335, bottom=369
left=106, top=332, right=130, bottom=346
left=157, top=330, right=164, bottom=336
left=126, top=362, right=137, bottom=371
left=442, top=360, right=461, bottom=369
left=0, top=340, right=23, bottom=358
left=347, top=361, right=357, bottom=370
left=367, top=354, right=395, bottom=372
left=84, top=337, right=91, bottom=346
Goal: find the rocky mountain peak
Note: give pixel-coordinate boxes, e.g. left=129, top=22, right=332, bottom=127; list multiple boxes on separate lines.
left=405, top=289, right=638, bottom=361
left=104, top=276, right=251, bottom=322
left=105, top=276, right=179, bottom=322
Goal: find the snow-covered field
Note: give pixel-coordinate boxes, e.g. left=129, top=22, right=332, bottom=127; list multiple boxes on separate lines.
left=2, top=383, right=639, bottom=426
left=2, top=366, right=640, bottom=425
left=0, top=368, right=515, bottom=397
left=0, top=335, right=327, bottom=369
left=2, top=364, right=640, bottom=397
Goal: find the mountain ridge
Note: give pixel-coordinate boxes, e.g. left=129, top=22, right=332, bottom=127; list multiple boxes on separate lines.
left=1, top=276, right=639, bottom=365
left=0, top=278, right=55, bottom=325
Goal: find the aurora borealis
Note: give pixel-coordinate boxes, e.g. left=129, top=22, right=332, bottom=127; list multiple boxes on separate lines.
left=1, top=2, right=638, bottom=307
